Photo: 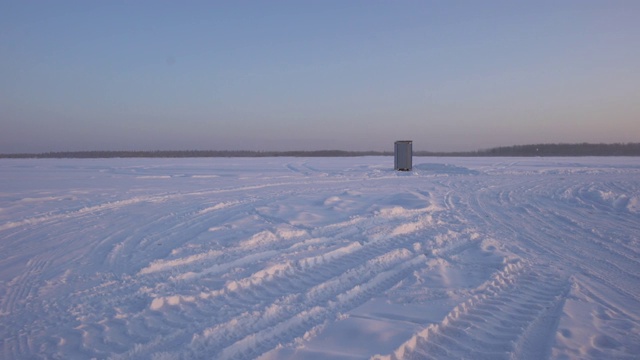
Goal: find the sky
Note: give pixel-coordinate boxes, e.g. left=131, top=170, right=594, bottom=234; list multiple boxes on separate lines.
left=1, top=1, right=639, bottom=153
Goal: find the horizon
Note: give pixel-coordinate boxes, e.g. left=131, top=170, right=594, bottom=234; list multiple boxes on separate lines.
left=2, top=2, right=639, bottom=153
left=2, top=142, right=639, bottom=157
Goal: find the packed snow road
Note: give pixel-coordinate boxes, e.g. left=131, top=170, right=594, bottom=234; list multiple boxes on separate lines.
left=1, top=157, right=639, bottom=359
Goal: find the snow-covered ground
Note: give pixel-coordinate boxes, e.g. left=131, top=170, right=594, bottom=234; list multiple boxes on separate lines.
left=1, top=157, right=639, bottom=360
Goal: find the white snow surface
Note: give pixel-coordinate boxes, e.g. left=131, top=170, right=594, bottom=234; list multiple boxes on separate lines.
left=1, top=157, right=639, bottom=360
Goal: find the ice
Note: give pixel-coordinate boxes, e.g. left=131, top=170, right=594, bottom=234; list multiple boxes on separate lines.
left=1, top=157, right=639, bottom=359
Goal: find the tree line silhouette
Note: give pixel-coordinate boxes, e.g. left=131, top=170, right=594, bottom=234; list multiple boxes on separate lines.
left=2, top=143, right=639, bottom=158
left=0, top=150, right=390, bottom=158
left=474, top=142, right=640, bottom=157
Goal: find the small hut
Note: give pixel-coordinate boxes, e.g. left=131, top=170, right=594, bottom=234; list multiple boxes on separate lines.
left=394, top=140, right=412, bottom=171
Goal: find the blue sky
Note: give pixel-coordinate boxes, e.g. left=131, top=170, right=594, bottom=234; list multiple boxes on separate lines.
left=1, top=1, right=639, bottom=153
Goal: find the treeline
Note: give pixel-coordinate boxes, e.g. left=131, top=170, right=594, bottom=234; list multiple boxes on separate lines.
left=475, top=143, right=640, bottom=157
left=1, top=143, right=639, bottom=158
left=0, top=150, right=393, bottom=159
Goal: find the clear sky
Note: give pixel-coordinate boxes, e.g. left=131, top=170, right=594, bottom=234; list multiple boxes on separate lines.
left=1, top=1, right=639, bottom=153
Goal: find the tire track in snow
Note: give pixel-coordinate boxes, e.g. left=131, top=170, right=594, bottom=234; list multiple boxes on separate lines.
left=184, top=251, right=425, bottom=360
left=103, top=180, right=330, bottom=275
left=182, top=226, right=475, bottom=360
left=1, top=257, right=51, bottom=359
left=158, top=203, right=437, bottom=297
left=375, top=262, right=571, bottom=360
left=467, top=177, right=640, bottom=308
left=439, top=174, right=640, bottom=359
left=133, top=181, right=417, bottom=282
left=0, top=178, right=341, bottom=233
left=109, top=245, right=423, bottom=358
left=0, top=179, right=328, bottom=359
left=110, top=201, right=459, bottom=359
left=1, top=257, right=50, bottom=316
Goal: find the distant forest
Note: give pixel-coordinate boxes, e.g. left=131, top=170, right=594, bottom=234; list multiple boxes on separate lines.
left=2, top=143, right=640, bottom=158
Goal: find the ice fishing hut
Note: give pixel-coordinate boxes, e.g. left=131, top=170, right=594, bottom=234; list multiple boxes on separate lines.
left=394, top=140, right=413, bottom=171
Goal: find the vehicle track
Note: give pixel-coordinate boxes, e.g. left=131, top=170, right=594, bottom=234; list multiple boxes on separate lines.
left=376, top=262, right=571, bottom=360
left=99, top=199, right=457, bottom=358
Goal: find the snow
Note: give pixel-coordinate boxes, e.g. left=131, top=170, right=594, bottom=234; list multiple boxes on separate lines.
left=1, top=156, right=639, bottom=359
